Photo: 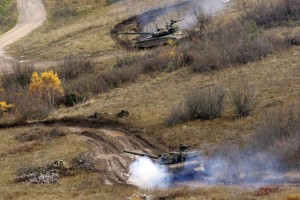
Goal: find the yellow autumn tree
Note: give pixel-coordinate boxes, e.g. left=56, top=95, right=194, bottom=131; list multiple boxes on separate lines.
left=29, top=70, right=64, bottom=107
left=0, top=101, right=13, bottom=117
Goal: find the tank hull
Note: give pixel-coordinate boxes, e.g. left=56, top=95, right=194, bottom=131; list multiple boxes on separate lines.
left=134, top=37, right=175, bottom=48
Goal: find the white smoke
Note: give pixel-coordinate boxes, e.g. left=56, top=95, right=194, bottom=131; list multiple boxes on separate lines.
left=197, top=0, right=227, bottom=13
left=128, top=157, right=172, bottom=189
left=178, top=0, right=229, bottom=29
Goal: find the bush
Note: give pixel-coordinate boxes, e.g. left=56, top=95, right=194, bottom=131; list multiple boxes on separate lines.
left=166, top=86, right=225, bottom=125
left=72, top=153, right=97, bottom=172
left=185, top=86, right=225, bottom=120
left=231, top=81, right=258, bottom=117
left=139, top=46, right=184, bottom=74
left=287, top=28, right=300, bottom=46
left=58, top=54, right=94, bottom=81
left=15, top=125, right=66, bottom=142
left=63, top=92, right=84, bottom=107
left=165, top=103, right=191, bottom=125
left=114, top=55, right=138, bottom=68
left=1, top=61, right=34, bottom=89
left=248, top=106, right=300, bottom=170
left=29, top=70, right=64, bottom=111
left=51, top=3, right=79, bottom=21
left=188, top=21, right=273, bottom=72
left=0, top=0, right=17, bottom=33
left=101, top=66, right=139, bottom=87
left=240, top=0, right=300, bottom=28
left=0, top=85, right=53, bottom=120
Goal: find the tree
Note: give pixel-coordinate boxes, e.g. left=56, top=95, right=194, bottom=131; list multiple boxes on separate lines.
left=0, top=101, right=13, bottom=117
left=29, top=70, right=64, bottom=107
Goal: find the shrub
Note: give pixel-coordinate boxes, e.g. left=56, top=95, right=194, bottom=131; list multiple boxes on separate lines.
left=248, top=106, right=300, bottom=170
left=165, top=103, right=191, bottom=125
left=1, top=61, right=34, bottom=89
left=51, top=2, right=79, bottom=21
left=231, top=81, right=258, bottom=117
left=287, top=28, right=300, bottom=46
left=63, top=92, right=84, bottom=107
left=240, top=0, right=300, bottom=28
left=29, top=70, right=64, bottom=109
left=139, top=45, right=184, bottom=74
left=0, top=0, right=17, bottom=33
left=58, top=54, right=94, bottom=81
left=15, top=125, right=66, bottom=142
left=0, top=101, right=13, bottom=117
left=0, top=85, right=52, bottom=120
left=188, top=21, right=273, bottom=72
left=100, top=66, right=139, bottom=87
left=71, top=153, right=97, bottom=172
left=166, top=86, right=225, bottom=125
left=114, top=55, right=138, bottom=68
left=185, top=86, right=225, bottom=120
left=15, top=165, right=59, bottom=184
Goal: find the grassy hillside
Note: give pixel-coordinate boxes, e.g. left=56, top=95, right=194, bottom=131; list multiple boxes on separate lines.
left=51, top=45, right=300, bottom=148
left=6, top=0, right=185, bottom=60
left=0, top=0, right=17, bottom=35
left=0, top=0, right=300, bottom=199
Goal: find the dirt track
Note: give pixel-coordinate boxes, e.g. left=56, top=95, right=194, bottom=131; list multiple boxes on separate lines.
left=0, top=0, right=46, bottom=70
left=43, top=116, right=164, bottom=185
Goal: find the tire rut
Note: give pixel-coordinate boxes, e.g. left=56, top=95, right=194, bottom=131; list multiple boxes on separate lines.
left=73, top=128, right=159, bottom=185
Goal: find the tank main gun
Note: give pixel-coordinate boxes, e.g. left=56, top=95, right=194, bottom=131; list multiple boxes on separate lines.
left=117, top=32, right=152, bottom=35
left=123, top=150, right=160, bottom=159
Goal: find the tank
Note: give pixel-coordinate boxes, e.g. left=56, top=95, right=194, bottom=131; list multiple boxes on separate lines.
left=117, top=19, right=187, bottom=48
left=123, top=144, right=206, bottom=178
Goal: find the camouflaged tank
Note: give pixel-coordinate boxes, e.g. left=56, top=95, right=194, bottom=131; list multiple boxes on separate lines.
left=123, top=144, right=205, bottom=177
left=118, top=20, right=187, bottom=48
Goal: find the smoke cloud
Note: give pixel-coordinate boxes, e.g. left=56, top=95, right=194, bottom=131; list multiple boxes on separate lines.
left=128, top=157, right=172, bottom=189
left=138, top=0, right=231, bottom=32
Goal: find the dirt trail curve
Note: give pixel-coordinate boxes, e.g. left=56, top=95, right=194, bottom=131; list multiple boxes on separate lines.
left=0, top=0, right=46, bottom=70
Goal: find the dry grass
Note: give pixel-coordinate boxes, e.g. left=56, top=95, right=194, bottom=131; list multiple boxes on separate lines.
left=50, top=45, right=300, bottom=148
left=1, top=0, right=300, bottom=199
left=6, top=0, right=188, bottom=60
left=0, top=126, right=102, bottom=199
left=0, top=127, right=299, bottom=200
left=141, top=186, right=300, bottom=200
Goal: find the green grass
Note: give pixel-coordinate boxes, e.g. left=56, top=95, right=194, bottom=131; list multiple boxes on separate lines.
left=0, top=0, right=17, bottom=35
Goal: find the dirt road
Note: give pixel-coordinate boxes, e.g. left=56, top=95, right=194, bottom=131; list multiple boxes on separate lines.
left=0, top=0, right=46, bottom=70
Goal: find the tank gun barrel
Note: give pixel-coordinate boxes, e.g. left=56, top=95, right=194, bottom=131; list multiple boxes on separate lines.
left=117, top=32, right=152, bottom=35
left=170, top=19, right=184, bottom=23
left=123, top=150, right=160, bottom=159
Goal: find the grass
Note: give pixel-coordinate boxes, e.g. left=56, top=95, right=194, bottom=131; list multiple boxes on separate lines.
left=6, top=0, right=187, bottom=60
left=1, top=0, right=300, bottom=199
left=0, top=0, right=18, bottom=35
left=0, top=127, right=299, bottom=199
left=50, top=45, right=300, bottom=148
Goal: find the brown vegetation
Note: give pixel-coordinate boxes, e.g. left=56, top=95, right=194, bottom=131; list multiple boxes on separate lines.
left=15, top=125, right=66, bottom=142
left=247, top=106, right=300, bottom=170
left=231, top=81, right=258, bottom=118
left=240, top=0, right=300, bottom=28
left=166, top=85, right=225, bottom=125
left=1, top=0, right=300, bottom=199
